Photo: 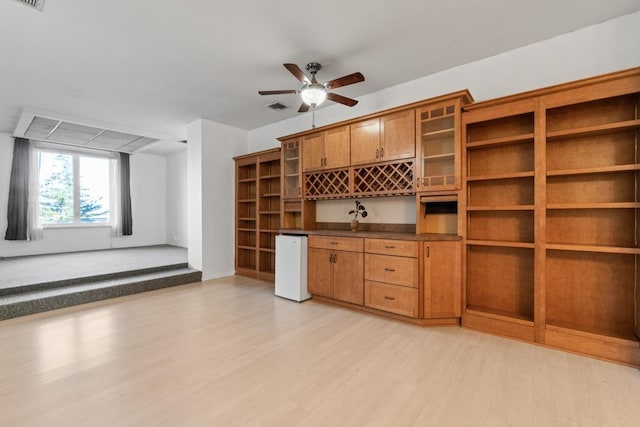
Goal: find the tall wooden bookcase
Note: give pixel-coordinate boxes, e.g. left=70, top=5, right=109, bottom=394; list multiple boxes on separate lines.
left=461, top=68, right=640, bottom=366
left=234, top=148, right=281, bottom=281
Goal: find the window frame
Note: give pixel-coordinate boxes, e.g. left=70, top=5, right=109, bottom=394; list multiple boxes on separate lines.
left=36, top=146, right=114, bottom=228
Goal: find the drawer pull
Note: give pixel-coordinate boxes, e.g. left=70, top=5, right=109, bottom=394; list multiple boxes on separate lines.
left=384, top=296, right=395, bottom=301
left=384, top=268, right=396, bottom=272
left=330, top=242, right=338, bottom=245
left=384, top=245, right=396, bottom=249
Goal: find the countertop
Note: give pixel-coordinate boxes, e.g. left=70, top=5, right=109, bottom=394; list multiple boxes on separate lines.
left=279, top=229, right=461, bottom=241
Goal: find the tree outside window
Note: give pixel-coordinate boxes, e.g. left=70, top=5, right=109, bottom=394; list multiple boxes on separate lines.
left=38, top=151, right=110, bottom=225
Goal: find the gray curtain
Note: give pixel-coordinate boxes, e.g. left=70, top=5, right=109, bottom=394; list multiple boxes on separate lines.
left=120, top=152, right=133, bottom=235
left=4, top=138, right=30, bottom=240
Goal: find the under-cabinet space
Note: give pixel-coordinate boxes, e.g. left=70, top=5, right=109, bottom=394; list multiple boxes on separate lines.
left=546, top=250, right=638, bottom=342
left=281, top=199, right=315, bottom=230
left=416, top=196, right=458, bottom=234
left=466, top=245, right=534, bottom=322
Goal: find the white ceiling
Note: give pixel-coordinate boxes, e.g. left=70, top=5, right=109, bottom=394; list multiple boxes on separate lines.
left=0, top=0, right=638, bottom=155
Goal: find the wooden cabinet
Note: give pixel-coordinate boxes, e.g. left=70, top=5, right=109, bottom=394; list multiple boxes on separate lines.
left=542, top=84, right=640, bottom=366
left=281, top=138, right=316, bottom=230
left=423, top=241, right=461, bottom=319
left=282, top=138, right=302, bottom=199
left=463, top=105, right=536, bottom=341
left=308, top=236, right=363, bottom=305
left=364, top=238, right=419, bottom=318
left=415, top=92, right=472, bottom=191
left=235, top=156, right=258, bottom=278
left=462, top=67, right=640, bottom=366
left=234, top=148, right=281, bottom=281
left=350, top=110, right=415, bottom=166
left=302, top=126, right=350, bottom=172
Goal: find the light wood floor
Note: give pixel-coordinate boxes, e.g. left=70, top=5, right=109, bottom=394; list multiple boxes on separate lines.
left=1, top=276, right=639, bottom=427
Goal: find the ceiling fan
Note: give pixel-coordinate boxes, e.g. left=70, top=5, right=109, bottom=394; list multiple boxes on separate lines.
left=259, top=63, right=365, bottom=112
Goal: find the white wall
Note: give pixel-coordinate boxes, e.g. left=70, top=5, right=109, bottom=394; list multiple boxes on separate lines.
left=247, top=11, right=640, bottom=224
left=0, top=132, right=168, bottom=257
left=166, top=149, right=188, bottom=248
left=187, top=119, right=247, bottom=280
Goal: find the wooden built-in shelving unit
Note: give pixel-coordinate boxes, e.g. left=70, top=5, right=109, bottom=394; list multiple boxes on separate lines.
left=234, top=148, right=281, bottom=281
left=462, top=67, right=640, bottom=366
left=234, top=68, right=640, bottom=366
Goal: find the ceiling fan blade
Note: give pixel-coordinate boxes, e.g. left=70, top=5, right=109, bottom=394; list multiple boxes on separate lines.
left=298, top=103, right=310, bottom=113
left=284, top=63, right=310, bottom=84
left=327, top=92, right=358, bottom=107
left=325, top=72, right=365, bottom=89
left=258, top=90, right=297, bottom=95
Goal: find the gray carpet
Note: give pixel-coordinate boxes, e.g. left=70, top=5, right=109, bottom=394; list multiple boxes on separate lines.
left=0, top=245, right=188, bottom=290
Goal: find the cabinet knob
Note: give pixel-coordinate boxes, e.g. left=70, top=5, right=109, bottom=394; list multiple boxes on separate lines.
left=376, top=148, right=379, bottom=159
left=380, top=147, right=384, bottom=158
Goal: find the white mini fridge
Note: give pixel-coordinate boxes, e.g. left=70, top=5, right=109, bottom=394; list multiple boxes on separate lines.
left=275, top=235, right=311, bottom=302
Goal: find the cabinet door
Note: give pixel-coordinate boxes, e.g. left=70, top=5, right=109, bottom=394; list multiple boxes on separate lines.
left=324, top=126, right=350, bottom=169
left=308, top=248, right=334, bottom=298
left=333, top=250, right=364, bottom=305
left=282, top=139, right=301, bottom=199
left=424, top=241, right=461, bottom=318
left=380, top=110, right=415, bottom=162
left=350, top=118, right=380, bottom=166
left=302, top=132, right=325, bottom=172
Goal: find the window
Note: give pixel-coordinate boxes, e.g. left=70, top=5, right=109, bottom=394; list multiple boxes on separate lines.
left=38, top=150, right=111, bottom=225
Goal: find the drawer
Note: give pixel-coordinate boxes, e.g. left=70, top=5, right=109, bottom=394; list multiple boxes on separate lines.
left=364, top=253, right=418, bottom=288
left=364, top=281, right=419, bottom=318
left=365, top=239, right=418, bottom=257
left=309, top=235, right=363, bottom=252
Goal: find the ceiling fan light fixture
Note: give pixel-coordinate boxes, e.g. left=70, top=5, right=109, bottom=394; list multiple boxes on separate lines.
left=300, top=83, right=327, bottom=107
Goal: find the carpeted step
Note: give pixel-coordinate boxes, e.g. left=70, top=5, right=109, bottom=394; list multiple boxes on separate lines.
left=0, top=268, right=202, bottom=321
left=0, top=263, right=189, bottom=297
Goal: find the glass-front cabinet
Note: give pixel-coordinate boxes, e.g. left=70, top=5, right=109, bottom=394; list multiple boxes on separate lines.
left=415, top=92, right=472, bottom=192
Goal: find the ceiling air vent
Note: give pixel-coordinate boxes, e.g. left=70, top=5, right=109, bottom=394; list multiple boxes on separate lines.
left=15, top=0, right=45, bottom=11
left=15, top=113, right=160, bottom=154
left=267, top=102, right=288, bottom=111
